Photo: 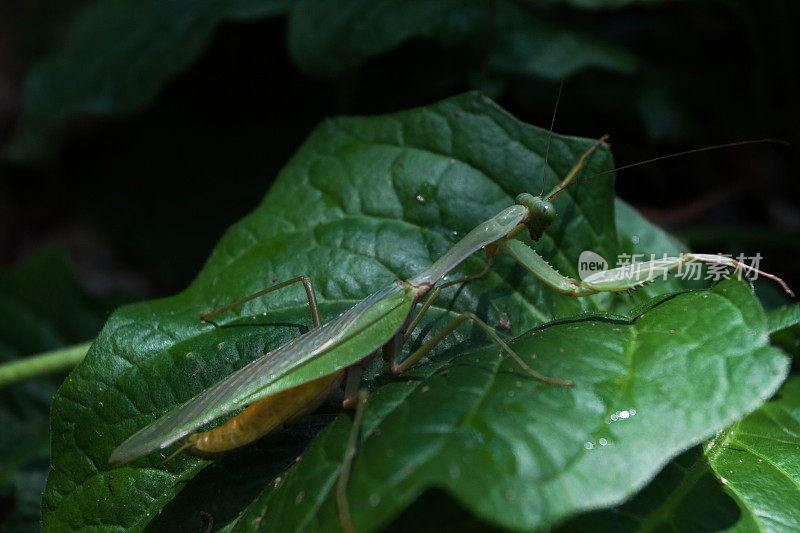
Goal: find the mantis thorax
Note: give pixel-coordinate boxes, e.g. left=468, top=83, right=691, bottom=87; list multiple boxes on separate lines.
left=515, top=193, right=556, bottom=241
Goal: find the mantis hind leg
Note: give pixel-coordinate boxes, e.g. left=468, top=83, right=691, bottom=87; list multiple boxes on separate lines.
left=337, top=389, right=368, bottom=533
left=200, top=275, right=321, bottom=327
left=392, top=262, right=573, bottom=386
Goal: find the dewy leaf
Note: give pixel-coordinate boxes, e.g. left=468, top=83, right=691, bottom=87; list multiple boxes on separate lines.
left=288, top=0, right=635, bottom=79
left=229, top=279, right=789, bottom=532
left=43, top=93, right=788, bottom=531
left=706, top=376, right=800, bottom=532
left=559, top=306, right=800, bottom=533
left=4, top=0, right=293, bottom=161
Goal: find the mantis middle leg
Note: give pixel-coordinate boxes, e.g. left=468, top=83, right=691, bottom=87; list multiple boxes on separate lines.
left=394, top=311, right=573, bottom=387
left=383, top=266, right=574, bottom=386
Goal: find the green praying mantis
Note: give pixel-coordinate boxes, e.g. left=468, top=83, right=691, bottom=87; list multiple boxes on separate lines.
left=108, top=129, right=793, bottom=530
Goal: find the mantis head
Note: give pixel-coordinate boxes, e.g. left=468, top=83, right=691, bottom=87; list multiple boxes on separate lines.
left=516, top=192, right=556, bottom=241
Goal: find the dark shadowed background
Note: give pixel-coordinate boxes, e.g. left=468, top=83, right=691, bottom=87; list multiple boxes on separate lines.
left=1, top=1, right=798, bottom=298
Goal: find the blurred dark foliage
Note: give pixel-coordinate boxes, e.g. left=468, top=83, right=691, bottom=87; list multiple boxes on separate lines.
left=1, top=1, right=797, bottom=297
left=0, top=247, right=129, bottom=531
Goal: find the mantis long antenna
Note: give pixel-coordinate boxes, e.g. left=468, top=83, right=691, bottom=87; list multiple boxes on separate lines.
left=540, top=80, right=564, bottom=197
left=569, top=138, right=789, bottom=189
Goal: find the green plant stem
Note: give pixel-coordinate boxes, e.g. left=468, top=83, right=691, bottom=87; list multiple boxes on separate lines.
left=0, top=341, right=92, bottom=389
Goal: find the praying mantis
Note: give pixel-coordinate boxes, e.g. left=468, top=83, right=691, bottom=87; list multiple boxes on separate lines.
left=109, top=133, right=793, bottom=470
left=105, top=116, right=793, bottom=532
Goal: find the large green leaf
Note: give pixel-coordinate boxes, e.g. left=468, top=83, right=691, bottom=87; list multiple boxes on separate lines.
left=288, top=0, right=635, bottom=79
left=226, top=278, right=787, bottom=531
left=43, top=93, right=788, bottom=531
left=558, top=309, right=800, bottom=532
left=4, top=0, right=293, bottom=161
left=586, top=371, right=800, bottom=532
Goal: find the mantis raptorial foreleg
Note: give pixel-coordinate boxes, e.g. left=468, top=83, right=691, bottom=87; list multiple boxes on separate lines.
left=200, top=275, right=321, bottom=326
left=501, top=240, right=795, bottom=297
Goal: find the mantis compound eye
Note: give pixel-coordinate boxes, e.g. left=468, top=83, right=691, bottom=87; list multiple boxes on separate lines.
left=536, top=201, right=556, bottom=223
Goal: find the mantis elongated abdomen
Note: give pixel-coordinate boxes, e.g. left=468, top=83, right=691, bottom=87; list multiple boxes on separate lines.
left=183, top=371, right=345, bottom=457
